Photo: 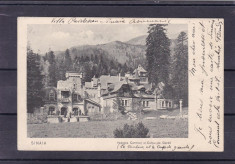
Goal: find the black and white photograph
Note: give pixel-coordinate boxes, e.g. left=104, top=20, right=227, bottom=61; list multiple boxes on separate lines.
left=26, top=23, right=188, bottom=138
left=17, top=17, right=223, bottom=151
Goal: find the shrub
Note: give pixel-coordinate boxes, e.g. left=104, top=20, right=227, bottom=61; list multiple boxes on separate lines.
left=27, top=108, right=48, bottom=124
left=113, top=122, right=149, bottom=138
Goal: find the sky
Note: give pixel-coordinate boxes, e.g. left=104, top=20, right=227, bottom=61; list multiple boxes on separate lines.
left=27, top=24, right=188, bottom=54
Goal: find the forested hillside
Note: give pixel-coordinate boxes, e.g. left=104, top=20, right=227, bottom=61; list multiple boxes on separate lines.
left=55, top=40, right=147, bottom=70
left=27, top=27, right=188, bottom=113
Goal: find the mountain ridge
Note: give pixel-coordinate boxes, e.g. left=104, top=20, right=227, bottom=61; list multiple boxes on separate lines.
left=54, top=35, right=148, bottom=68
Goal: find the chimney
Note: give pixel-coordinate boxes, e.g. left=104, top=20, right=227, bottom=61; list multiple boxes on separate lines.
left=118, top=73, right=121, bottom=81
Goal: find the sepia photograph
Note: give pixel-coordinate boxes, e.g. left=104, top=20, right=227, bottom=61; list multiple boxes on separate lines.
left=26, top=23, right=188, bottom=138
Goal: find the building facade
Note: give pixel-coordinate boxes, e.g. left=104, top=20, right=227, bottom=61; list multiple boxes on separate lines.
left=42, top=65, right=175, bottom=123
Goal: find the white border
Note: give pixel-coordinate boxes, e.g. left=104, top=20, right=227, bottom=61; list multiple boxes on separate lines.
left=17, top=17, right=224, bottom=151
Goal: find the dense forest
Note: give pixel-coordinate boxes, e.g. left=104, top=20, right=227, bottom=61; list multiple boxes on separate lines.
left=145, top=24, right=188, bottom=105
left=27, top=24, right=188, bottom=112
left=41, top=48, right=133, bottom=87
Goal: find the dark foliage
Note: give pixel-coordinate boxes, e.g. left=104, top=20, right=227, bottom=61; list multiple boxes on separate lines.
left=113, top=97, right=126, bottom=114
left=146, top=24, right=171, bottom=86
left=113, top=122, right=149, bottom=138
left=27, top=47, right=44, bottom=113
left=170, top=32, right=188, bottom=105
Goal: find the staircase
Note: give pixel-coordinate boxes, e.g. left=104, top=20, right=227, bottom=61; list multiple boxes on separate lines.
left=126, top=111, right=138, bottom=120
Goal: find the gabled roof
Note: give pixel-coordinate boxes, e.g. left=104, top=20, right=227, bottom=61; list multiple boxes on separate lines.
left=133, top=65, right=147, bottom=74
left=129, top=70, right=140, bottom=80
left=101, top=81, right=129, bottom=96
left=111, top=81, right=128, bottom=93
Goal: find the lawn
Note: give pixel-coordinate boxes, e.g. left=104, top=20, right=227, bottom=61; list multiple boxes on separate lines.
left=27, top=107, right=188, bottom=138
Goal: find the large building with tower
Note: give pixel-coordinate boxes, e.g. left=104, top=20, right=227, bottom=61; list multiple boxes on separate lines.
left=43, top=65, right=175, bottom=123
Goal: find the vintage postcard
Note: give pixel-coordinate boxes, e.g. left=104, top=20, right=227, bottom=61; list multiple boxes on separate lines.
left=17, top=17, right=224, bottom=151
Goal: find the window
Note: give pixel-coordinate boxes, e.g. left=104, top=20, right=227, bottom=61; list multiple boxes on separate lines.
left=61, top=91, right=69, bottom=98
left=143, top=101, right=145, bottom=107
left=73, top=94, right=78, bottom=101
left=169, top=102, right=172, bottom=108
left=72, top=108, right=78, bottom=116
left=48, top=106, right=55, bottom=115
left=121, top=100, right=128, bottom=106
left=122, top=100, right=124, bottom=106
left=73, top=94, right=82, bottom=103
left=78, top=95, right=82, bottom=102
left=162, top=101, right=164, bottom=107
left=49, top=90, right=55, bottom=101
left=146, top=101, right=149, bottom=107
left=125, top=100, right=128, bottom=106
left=61, top=107, right=67, bottom=116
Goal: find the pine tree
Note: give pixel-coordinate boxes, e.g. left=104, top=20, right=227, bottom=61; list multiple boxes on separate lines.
left=57, top=59, right=66, bottom=80
left=91, top=65, right=97, bottom=77
left=85, top=56, right=90, bottom=62
left=64, top=49, right=72, bottom=71
left=91, top=54, right=94, bottom=61
left=94, top=55, right=98, bottom=64
left=83, top=63, right=92, bottom=82
left=171, top=32, right=188, bottom=105
left=122, top=63, right=128, bottom=75
left=27, top=48, right=44, bottom=113
left=146, top=24, right=171, bottom=85
left=47, top=51, right=57, bottom=87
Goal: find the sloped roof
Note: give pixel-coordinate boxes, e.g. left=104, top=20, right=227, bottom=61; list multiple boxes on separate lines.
left=129, top=70, right=140, bottom=80
left=129, top=83, right=151, bottom=91
left=133, top=65, right=147, bottom=74
left=137, top=85, right=145, bottom=90
left=129, top=83, right=138, bottom=90
left=111, top=81, right=128, bottom=93
left=102, top=94, right=117, bottom=100
left=99, top=75, right=120, bottom=89
left=143, top=83, right=152, bottom=91
left=137, top=65, right=147, bottom=72
left=101, top=81, right=129, bottom=96
left=134, top=93, right=155, bottom=99
left=85, top=99, right=101, bottom=107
